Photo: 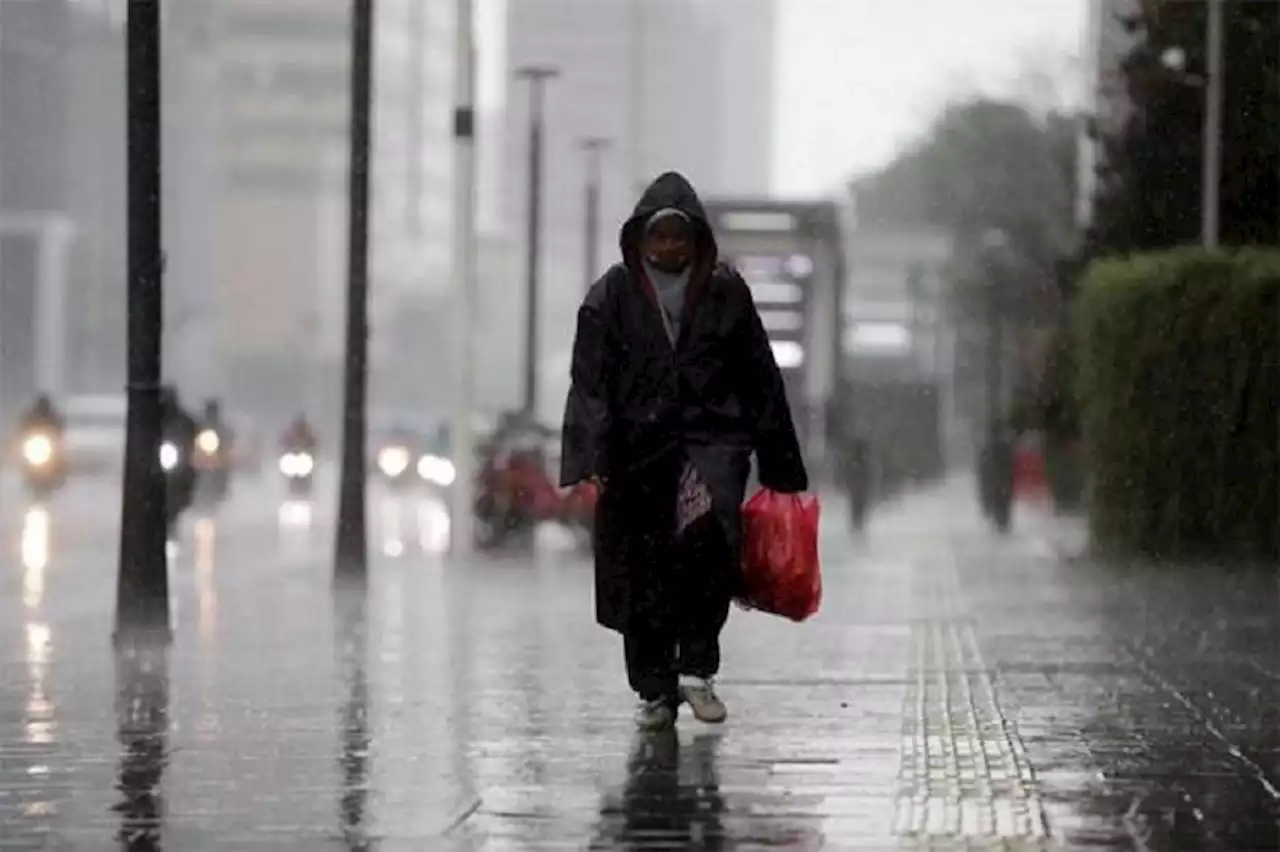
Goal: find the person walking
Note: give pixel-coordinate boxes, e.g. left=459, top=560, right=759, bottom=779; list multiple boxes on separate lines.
left=561, top=171, right=808, bottom=731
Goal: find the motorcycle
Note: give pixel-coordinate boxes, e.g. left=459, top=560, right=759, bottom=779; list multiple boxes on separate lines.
left=278, top=447, right=316, bottom=497
left=192, top=426, right=231, bottom=505
left=474, top=442, right=560, bottom=551
left=159, top=438, right=196, bottom=533
left=371, top=432, right=419, bottom=489
left=19, top=428, right=66, bottom=500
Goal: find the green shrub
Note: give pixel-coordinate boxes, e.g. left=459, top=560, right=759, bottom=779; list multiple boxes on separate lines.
left=1074, top=248, right=1280, bottom=560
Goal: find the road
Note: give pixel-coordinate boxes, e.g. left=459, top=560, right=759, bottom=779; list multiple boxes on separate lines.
left=0, top=474, right=1276, bottom=849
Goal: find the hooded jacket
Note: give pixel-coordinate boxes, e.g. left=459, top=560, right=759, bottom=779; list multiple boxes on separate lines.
left=560, top=171, right=808, bottom=634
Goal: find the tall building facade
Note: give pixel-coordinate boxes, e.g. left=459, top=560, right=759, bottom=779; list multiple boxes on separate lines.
left=695, top=0, right=776, bottom=198
left=499, top=0, right=777, bottom=421
left=0, top=0, right=463, bottom=423
left=211, top=0, right=457, bottom=419
left=0, top=0, right=138, bottom=411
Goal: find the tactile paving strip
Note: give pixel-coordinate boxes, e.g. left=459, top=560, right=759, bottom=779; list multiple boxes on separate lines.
left=893, top=557, right=1055, bottom=851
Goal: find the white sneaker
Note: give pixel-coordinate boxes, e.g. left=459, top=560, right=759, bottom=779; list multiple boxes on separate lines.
left=634, top=698, right=676, bottom=731
left=679, top=676, right=727, bottom=723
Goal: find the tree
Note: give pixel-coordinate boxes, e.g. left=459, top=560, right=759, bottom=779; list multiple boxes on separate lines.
left=853, top=97, right=1080, bottom=327
left=1087, top=0, right=1280, bottom=255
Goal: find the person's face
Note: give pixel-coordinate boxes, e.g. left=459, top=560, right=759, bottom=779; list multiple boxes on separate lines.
left=642, top=217, right=695, bottom=274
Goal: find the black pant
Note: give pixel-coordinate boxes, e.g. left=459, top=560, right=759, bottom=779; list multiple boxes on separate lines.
left=624, top=515, right=733, bottom=702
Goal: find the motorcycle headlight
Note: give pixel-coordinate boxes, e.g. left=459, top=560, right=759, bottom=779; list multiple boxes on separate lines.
left=22, top=434, right=54, bottom=467
left=377, top=446, right=410, bottom=477
left=279, top=452, right=315, bottom=478
left=159, top=441, right=180, bottom=471
left=196, top=429, right=220, bottom=455
left=417, top=454, right=456, bottom=486
left=294, top=452, right=314, bottom=476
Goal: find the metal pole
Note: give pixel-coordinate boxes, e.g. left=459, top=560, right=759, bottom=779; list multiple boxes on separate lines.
left=580, top=137, right=609, bottom=293
left=1202, top=0, right=1223, bottom=249
left=335, top=0, right=375, bottom=577
left=0, top=13, right=5, bottom=481
left=516, top=66, right=558, bottom=421
left=449, top=0, right=478, bottom=558
left=116, top=0, right=168, bottom=643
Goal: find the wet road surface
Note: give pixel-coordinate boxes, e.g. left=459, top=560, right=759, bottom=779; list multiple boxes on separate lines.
left=0, top=475, right=1277, bottom=849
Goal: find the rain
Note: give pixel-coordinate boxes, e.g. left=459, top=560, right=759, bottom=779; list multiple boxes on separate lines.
left=0, top=0, right=1277, bottom=849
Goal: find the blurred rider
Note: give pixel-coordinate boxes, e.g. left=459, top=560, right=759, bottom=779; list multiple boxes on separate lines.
left=18, top=393, right=64, bottom=437
left=160, top=386, right=200, bottom=526
left=280, top=413, right=317, bottom=453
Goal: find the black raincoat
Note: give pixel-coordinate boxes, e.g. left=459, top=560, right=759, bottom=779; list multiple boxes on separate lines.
left=560, top=172, right=808, bottom=635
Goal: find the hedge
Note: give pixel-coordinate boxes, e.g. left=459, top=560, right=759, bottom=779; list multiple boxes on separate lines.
left=1074, top=248, right=1279, bottom=561
left=1036, top=322, right=1086, bottom=511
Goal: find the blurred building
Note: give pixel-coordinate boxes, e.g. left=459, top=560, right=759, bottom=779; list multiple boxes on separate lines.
left=499, top=0, right=777, bottom=422
left=211, top=0, right=456, bottom=422
left=0, top=0, right=130, bottom=415
left=0, top=0, right=462, bottom=427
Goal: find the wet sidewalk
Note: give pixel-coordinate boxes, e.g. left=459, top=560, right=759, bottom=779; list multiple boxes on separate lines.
left=1, top=480, right=1277, bottom=849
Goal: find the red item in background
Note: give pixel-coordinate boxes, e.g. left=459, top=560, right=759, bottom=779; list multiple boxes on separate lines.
left=738, top=489, right=822, bottom=622
left=1012, top=434, right=1049, bottom=504
left=508, top=455, right=560, bottom=519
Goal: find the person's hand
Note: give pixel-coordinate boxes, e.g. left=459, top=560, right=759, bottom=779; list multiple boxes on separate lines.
left=590, top=474, right=607, bottom=492
left=760, top=476, right=805, bottom=495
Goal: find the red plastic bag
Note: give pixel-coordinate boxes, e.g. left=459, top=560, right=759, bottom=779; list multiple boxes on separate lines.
left=738, top=488, right=822, bottom=622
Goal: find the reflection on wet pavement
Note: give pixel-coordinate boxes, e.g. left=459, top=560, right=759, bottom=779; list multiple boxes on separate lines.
left=335, top=587, right=372, bottom=850
left=114, top=645, right=170, bottom=850
left=21, top=506, right=50, bottom=605
left=0, top=479, right=1275, bottom=849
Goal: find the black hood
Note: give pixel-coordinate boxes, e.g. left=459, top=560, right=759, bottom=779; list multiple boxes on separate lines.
left=619, top=171, right=718, bottom=270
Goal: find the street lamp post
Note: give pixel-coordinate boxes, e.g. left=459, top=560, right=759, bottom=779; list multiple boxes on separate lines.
left=449, top=0, right=479, bottom=558
left=515, top=65, right=559, bottom=421
left=116, top=0, right=168, bottom=643
left=334, top=0, right=375, bottom=578
left=1160, top=0, right=1225, bottom=249
left=579, top=137, right=610, bottom=294
left=1201, top=0, right=1224, bottom=249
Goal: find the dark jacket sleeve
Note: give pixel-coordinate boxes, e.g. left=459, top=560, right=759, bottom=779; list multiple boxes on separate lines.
left=739, top=280, right=809, bottom=493
left=559, top=291, right=613, bottom=487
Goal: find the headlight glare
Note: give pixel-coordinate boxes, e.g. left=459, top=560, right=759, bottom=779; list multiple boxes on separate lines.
left=417, top=454, right=456, bottom=485
left=196, top=429, right=220, bottom=454
left=377, top=446, right=410, bottom=477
